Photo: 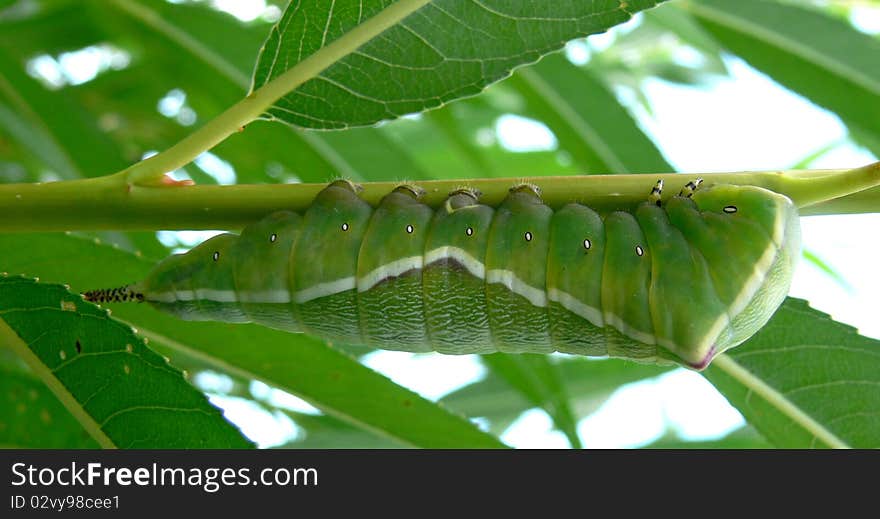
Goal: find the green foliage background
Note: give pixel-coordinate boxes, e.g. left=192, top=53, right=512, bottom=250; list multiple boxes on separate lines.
left=0, top=0, right=878, bottom=448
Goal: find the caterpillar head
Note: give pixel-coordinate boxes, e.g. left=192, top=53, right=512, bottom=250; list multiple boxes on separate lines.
left=677, top=184, right=801, bottom=368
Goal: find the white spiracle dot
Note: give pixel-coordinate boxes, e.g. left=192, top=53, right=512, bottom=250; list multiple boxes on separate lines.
left=406, top=224, right=414, bottom=234
left=636, top=245, right=644, bottom=257
left=583, top=238, right=591, bottom=250
left=269, top=233, right=277, bottom=243
left=341, top=223, right=349, bottom=231
left=212, top=251, right=220, bottom=261
left=524, top=231, right=532, bottom=242
left=723, top=205, right=738, bottom=214
left=466, top=227, right=474, bottom=236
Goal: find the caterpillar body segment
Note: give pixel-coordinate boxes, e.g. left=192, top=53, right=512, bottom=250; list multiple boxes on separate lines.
left=423, top=189, right=496, bottom=354
left=104, top=180, right=801, bottom=370
left=485, top=188, right=554, bottom=354
left=546, top=203, right=607, bottom=358
left=356, top=187, right=435, bottom=351
left=234, top=210, right=302, bottom=331
left=293, top=181, right=372, bottom=343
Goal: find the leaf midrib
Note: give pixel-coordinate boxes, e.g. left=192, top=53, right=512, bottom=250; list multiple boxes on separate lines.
left=0, top=317, right=116, bottom=448
left=711, top=353, right=850, bottom=449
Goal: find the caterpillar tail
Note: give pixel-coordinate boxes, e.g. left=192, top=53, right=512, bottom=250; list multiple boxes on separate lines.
left=82, top=284, right=145, bottom=303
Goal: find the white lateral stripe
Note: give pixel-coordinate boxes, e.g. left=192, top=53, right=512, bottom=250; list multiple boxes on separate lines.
left=293, top=277, right=356, bottom=304
left=146, top=291, right=178, bottom=303
left=424, top=246, right=485, bottom=279
left=358, top=255, right=423, bottom=292
left=703, top=311, right=732, bottom=352
left=195, top=288, right=236, bottom=302
left=148, top=289, right=291, bottom=304
left=603, top=311, right=656, bottom=345
left=145, top=244, right=715, bottom=354
left=653, top=310, right=730, bottom=363
left=236, top=289, right=291, bottom=303
left=547, top=288, right=603, bottom=327
left=486, top=269, right=547, bottom=307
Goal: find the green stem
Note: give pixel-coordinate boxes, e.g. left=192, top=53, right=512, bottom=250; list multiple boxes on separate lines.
left=777, top=161, right=880, bottom=208
left=114, top=0, right=433, bottom=186
left=109, top=0, right=360, bottom=183
left=1, top=164, right=877, bottom=231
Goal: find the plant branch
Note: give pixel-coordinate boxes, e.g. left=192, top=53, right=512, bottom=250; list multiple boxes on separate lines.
left=1, top=164, right=877, bottom=231
left=112, top=0, right=433, bottom=186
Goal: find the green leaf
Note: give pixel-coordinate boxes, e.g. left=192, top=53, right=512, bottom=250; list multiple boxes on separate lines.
left=316, top=126, right=433, bottom=180
left=422, top=107, right=498, bottom=177
left=279, top=409, right=407, bottom=449
left=0, top=0, right=357, bottom=186
left=683, top=0, right=880, bottom=156
left=108, top=0, right=449, bottom=184
left=504, top=53, right=673, bottom=173
left=179, top=362, right=404, bottom=448
left=0, top=275, right=253, bottom=448
left=190, top=366, right=406, bottom=448
left=704, top=298, right=880, bottom=448
left=442, top=357, right=670, bottom=436
left=106, top=0, right=267, bottom=89
left=788, top=139, right=844, bottom=170
left=0, top=233, right=505, bottom=448
left=0, top=363, right=98, bottom=448
left=0, top=49, right=128, bottom=179
left=101, top=0, right=366, bottom=184
left=801, top=249, right=852, bottom=292
left=643, top=426, right=772, bottom=449
left=134, top=319, right=503, bottom=448
left=252, top=0, right=667, bottom=129
left=480, top=354, right=583, bottom=448
left=216, top=122, right=366, bottom=184
left=376, top=95, right=582, bottom=179
left=642, top=4, right=727, bottom=73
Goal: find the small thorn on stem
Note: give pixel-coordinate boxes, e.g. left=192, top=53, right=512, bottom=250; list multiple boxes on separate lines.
left=160, top=175, right=195, bottom=187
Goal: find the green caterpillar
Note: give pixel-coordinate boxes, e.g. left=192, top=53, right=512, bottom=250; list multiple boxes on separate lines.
left=84, top=178, right=801, bottom=370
